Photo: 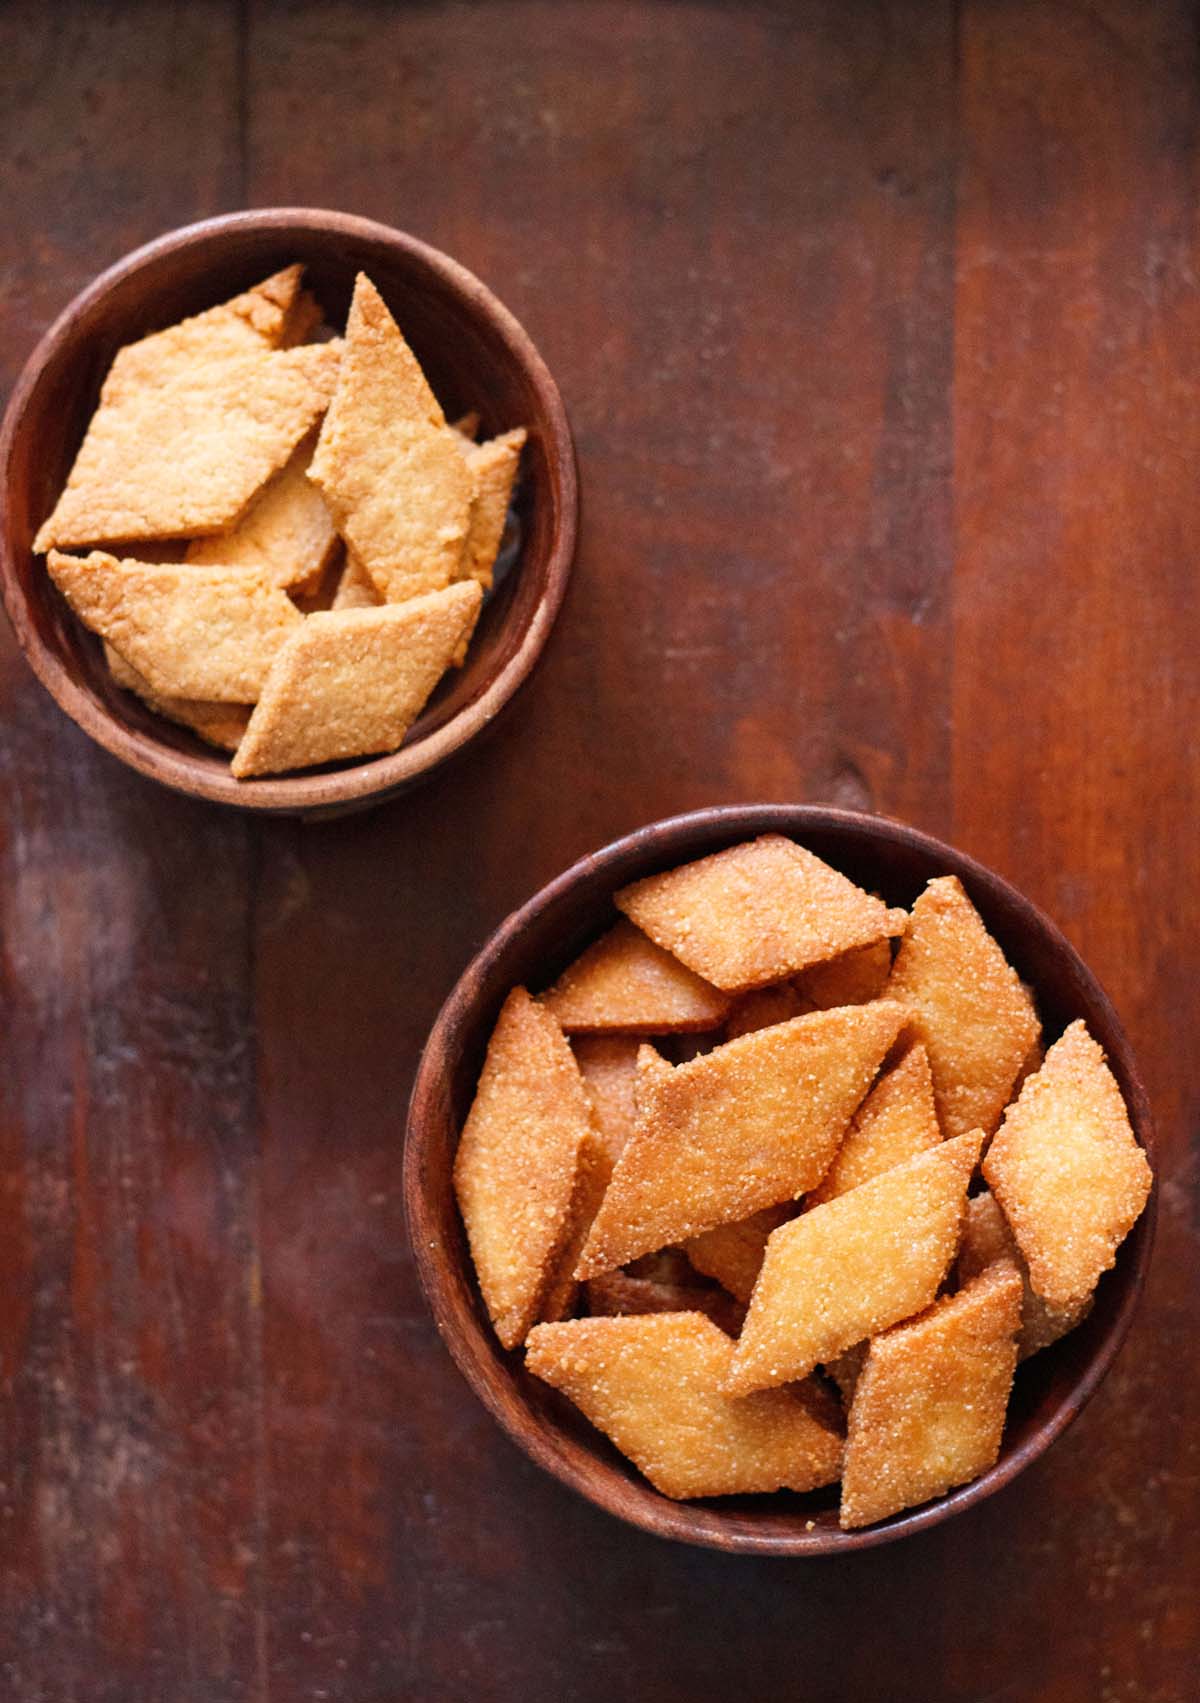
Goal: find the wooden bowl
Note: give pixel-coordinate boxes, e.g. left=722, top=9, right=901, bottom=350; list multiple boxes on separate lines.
left=0, top=209, right=577, bottom=815
left=404, top=804, right=1157, bottom=1555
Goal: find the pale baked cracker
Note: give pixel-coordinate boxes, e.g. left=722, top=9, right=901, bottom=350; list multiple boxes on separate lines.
left=982, top=1020, right=1151, bottom=1308
left=807, top=1041, right=941, bottom=1206
left=725, top=1129, right=982, bottom=1394
left=308, top=273, right=473, bottom=603
left=615, top=834, right=907, bottom=992
left=230, top=583, right=481, bottom=778
left=573, top=1035, right=645, bottom=1168
left=49, top=550, right=301, bottom=702
left=683, top=1203, right=796, bottom=1303
left=724, top=983, right=812, bottom=1040
left=525, top=1312, right=843, bottom=1499
left=585, top=1271, right=745, bottom=1337
left=36, top=342, right=342, bottom=551
left=543, top=917, right=731, bottom=1034
left=575, top=1000, right=906, bottom=1279
left=796, top=938, right=893, bottom=1010
left=104, top=642, right=250, bottom=752
left=956, top=1189, right=1091, bottom=1359
left=457, top=428, right=526, bottom=590
left=453, top=988, right=594, bottom=1348
left=839, top=1263, right=1022, bottom=1528
left=185, top=429, right=337, bottom=592
left=330, top=549, right=383, bottom=610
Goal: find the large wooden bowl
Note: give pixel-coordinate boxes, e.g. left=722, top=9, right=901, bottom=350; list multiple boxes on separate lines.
left=404, top=804, right=1157, bottom=1555
left=0, top=209, right=577, bottom=815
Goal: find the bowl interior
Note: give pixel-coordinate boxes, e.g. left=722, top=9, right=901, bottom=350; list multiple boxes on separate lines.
left=1, top=212, right=572, bottom=808
left=405, top=805, right=1156, bottom=1554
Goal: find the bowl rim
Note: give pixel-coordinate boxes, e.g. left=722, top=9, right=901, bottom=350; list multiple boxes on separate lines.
left=403, top=802, right=1158, bottom=1555
left=0, top=206, right=578, bottom=814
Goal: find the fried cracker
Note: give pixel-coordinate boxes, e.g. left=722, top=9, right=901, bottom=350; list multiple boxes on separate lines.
left=725, top=1130, right=982, bottom=1394
left=807, top=1041, right=941, bottom=1206
left=308, top=274, right=473, bottom=603
left=539, top=1129, right=614, bottom=1326
left=525, top=1313, right=843, bottom=1499
left=453, top=988, right=594, bottom=1348
left=36, top=342, right=342, bottom=551
left=585, top=1271, right=745, bottom=1337
left=839, top=1263, right=1022, bottom=1528
left=573, top=1036, right=645, bottom=1168
left=104, top=642, right=250, bottom=752
left=825, top=1342, right=868, bottom=1410
left=982, top=1021, right=1151, bottom=1308
left=724, top=983, right=811, bottom=1040
left=575, top=1001, right=906, bottom=1278
left=49, top=550, right=300, bottom=701
left=885, top=875, right=1041, bottom=1138
left=615, top=835, right=906, bottom=992
left=796, top=938, right=893, bottom=1009
left=683, top=1204, right=796, bottom=1303
left=457, top=428, right=526, bottom=590
left=956, top=1190, right=1091, bottom=1359
left=329, top=549, right=383, bottom=611
left=230, top=583, right=481, bottom=777
left=543, top=918, right=731, bottom=1034
left=185, top=429, right=337, bottom=591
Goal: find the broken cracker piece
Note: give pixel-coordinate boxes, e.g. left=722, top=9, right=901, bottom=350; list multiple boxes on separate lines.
left=457, top=427, right=526, bottom=590
left=825, top=1342, right=869, bottom=1410
left=573, top=1035, right=645, bottom=1168
left=956, top=1189, right=1092, bottom=1360
left=575, top=1000, right=906, bottom=1279
left=683, top=1204, right=796, bottom=1303
left=807, top=1041, right=941, bottom=1206
left=724, top=983, right=812, bottom=1040
left=49, top=550, right=300, bottom=702
left=982, top=1020, right=1151, bottom=1308
left=543, top=918, right=731, bottom=1034
left=104, top=642, right=250, bottom=752
left=839, top=1263, right=1022, bottom=1528
left=796, top=938, right=893, bottom=1010
left=615, top=834, right=906, bottom=992
left=229, top=582, right=481, bottom=778
left=585, top=1271, right=745, bottom=1337
left=726, top=1129, right=982, bottom=1394
left=185, top=429, right=337, bottom=592
left=885, top=875, right=1041, bottom=1138
left=539, top=1129, right=614, bottom=1326
left=330, top=549, right=383, bottom=611
left=525, top=1313, right=843, bottom=1499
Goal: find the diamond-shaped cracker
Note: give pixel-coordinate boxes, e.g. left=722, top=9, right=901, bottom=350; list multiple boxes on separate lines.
left=185, top=429, right=337, bottom=591
left=982, top=1021, right=1151, bottom=1308
left=725, top=1129, right=982, bottom=1394
left=330, top=549, right=382, bottom=611
left=807, top=1041, right=941, bottom=1206
left=49, top=550, right=301, bottom=701
left=525, top=1312, right=843, bottom=1499
left=585, top=1271, right=745, bottom=1337
left=724, top=983, right=811, bottom=1040
left=542, top=918, right=731, bottom=1034
left=839, top=1263, right=1022, bottom=1528
left=885, top=876, right=1040, bottom=1139
left=683, top=1203, right=796, bottom=1303
left=457, top=427, right=526, bottom=590
left=796, top=938, right=893, bottom=1010
left=36, top=342, right=341, bottom=551
left=104, top=642, right=250, bottom=752
left=229, top=583, right=481, bottom=778
left=308, top=274, right=473, bottom=603
left=573, top=1036, right=644, bottom=1168
left=454, top=988, right=594, bottom=1349
left=615, top=835, right=907, bottom=992
left=956, top=1190, right=1091, bottom=1360
left=575, top=1000, right=906, bottom=1279
left=539, top=1129, right=614, bottom=1326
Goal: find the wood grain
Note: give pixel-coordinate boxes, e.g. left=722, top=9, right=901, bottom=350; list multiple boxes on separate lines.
left=0, top=0, right=1195, bottom=1699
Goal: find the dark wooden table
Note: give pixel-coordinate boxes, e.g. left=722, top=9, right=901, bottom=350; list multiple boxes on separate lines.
left=1, top=3, right=1195, bottom=1699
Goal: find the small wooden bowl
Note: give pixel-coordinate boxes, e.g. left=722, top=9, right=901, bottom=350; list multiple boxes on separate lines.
left=0, top=209, right=577, bottom=815
left=404, top=804, right=1157, bottom=1555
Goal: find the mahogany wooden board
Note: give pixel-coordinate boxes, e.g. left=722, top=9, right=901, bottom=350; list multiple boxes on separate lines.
left=0, top=2, right=1194, bottom=1700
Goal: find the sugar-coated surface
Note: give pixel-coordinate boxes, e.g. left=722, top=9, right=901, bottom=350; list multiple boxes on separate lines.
left=956, top=1189, right=1092, bottom=1359
left=543, top=917, right=732, bottom=1033
left=807, top=1041, right=942, bottom=1205
left=684, top=1204, right=796, bottom=1303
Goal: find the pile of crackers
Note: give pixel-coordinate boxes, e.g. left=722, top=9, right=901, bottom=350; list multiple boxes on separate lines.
left=453, top=835, right=1152, bottom=1528
left=35, top=267, right=525, bottom=777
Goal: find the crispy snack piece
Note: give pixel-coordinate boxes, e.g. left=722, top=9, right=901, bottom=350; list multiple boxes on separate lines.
left=796, top=938, right=893, bottom=1010
left=330, top=549, right=382, bottom=611
left=543, top=918, right=731, bottom=1034
left=539, top=1130, right=614, bottom=1326
left=573, top=1036, right=645, bottom=1168
left=229, top=583, right=481, bottom=777
left=457, top=428, right=526, bottom=590
left=839, top=1263, right=1022, bottom=1528
left=451, top=410, right=481, bottom=440
left=585, top=1271, right=746, bottom=1337
left=576, top=1001, right=906, bottom=1279
left=807, top=1042, right=941, bottom=1206
left=982, top=1021, right=1151, bottom=1307
left=885, top=876, right=1040, bottom=1138
left=724, top=983, right=811, bottom=1040
left=453, top=989, right=594, bottom=1348
left=726, top=1130, right=982, bottom=1394
left=308, top=274, right=473, bottom=603
left=104, top=643, right=250, bottom=752
left=634, top=1042, right=672, bottom=1102
left=683, top=1204, right=796, bottom=1303
left=525, top=1313, right=843, bottom=1499
left=36, top=342, right=341, bottom=550
left=615, top=835, right=906, bottom=992
left=956, top=1190, right=1091, bottom=1359
left=49, top=550, right=300, bottom=701
left=825, top=1342, right=868, bottom=1410
left=185, top=429, right=337, bottom=591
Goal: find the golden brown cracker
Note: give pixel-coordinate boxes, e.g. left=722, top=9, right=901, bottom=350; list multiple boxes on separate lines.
left=539, top=1129, right=614, bottom=1326
left=525, top=1313, right=843, bottom=1499
left=885, top=875, right=1041, bottom=1138
left=982, top=1020, right=1151, bottom=1308
left=229, top=583, right=481, bottom=778
left=185, top=429, right=337, bottom=591
left=104, top=642, right=251, bottom=751
left=615, top=834, right=906, bottom=992
left=575, top=1000, right=906, bottom=1279
left=724, top=983, right=812, bottom=1040
left=451, top=410, right=481, bottom=440
left=543, top=918, right=732, bottom=1034
left=807, top=1041, right=942, bottom=1206
left=584, top=1271, right=745, bottom=1337
left=796, top=938, right=893, bottom=1009
left=573, top=1035, right=645, bottom=1168
left=457, top=427, right=525, bottom=590
left=956, top=1189, right=1091, bottom=1359
left=825, top=1342, right=869, bottom=1410
left=683, top=1203, right=796, bottom=1303
left=330, top=549, right=383, bottom=611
